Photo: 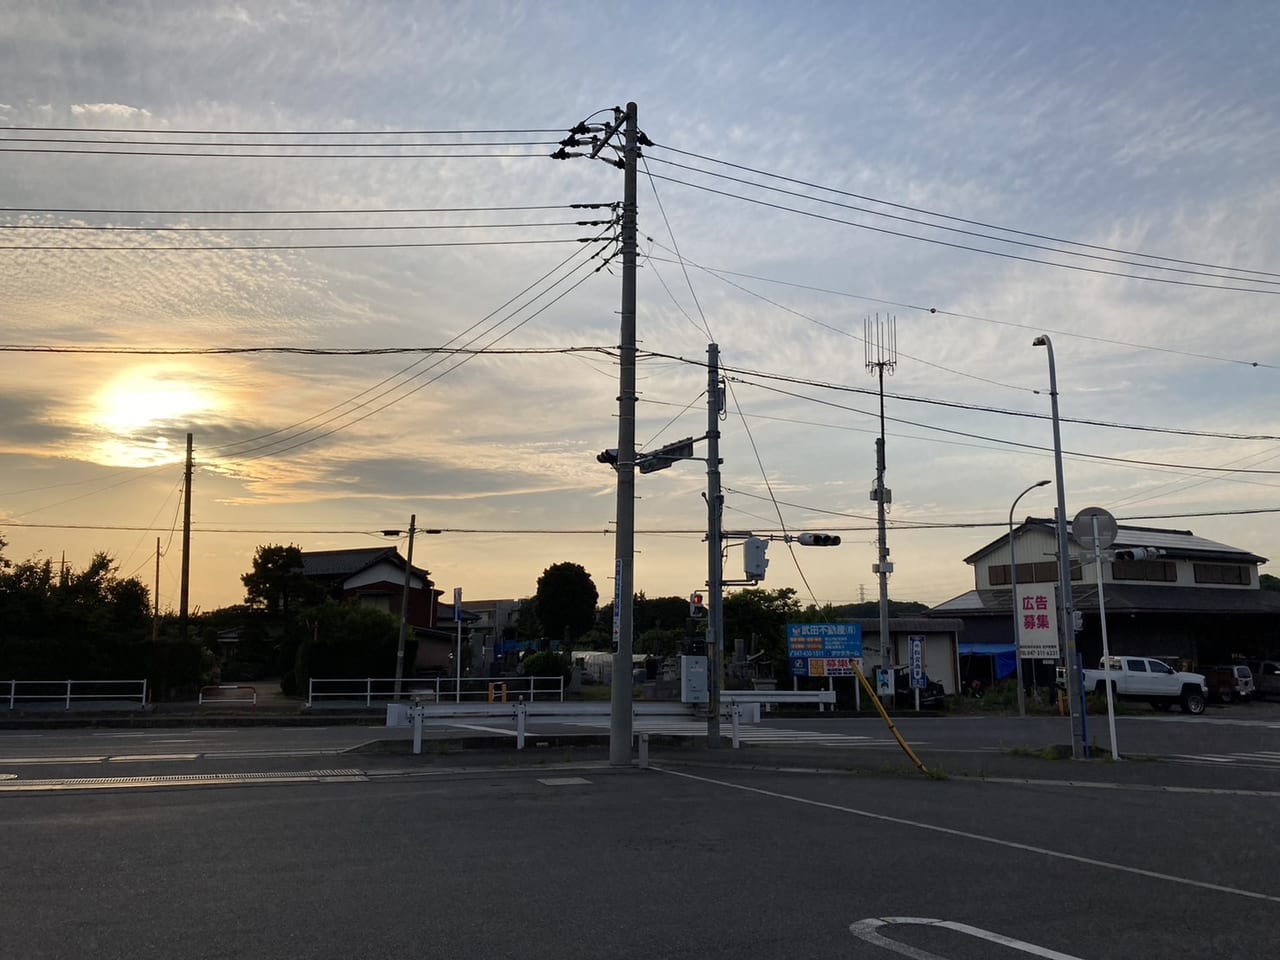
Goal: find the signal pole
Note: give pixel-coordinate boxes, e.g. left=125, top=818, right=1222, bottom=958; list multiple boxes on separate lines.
left=866, top=316, right=896, bottom=692
left=705, top=343, right=724, bottom=747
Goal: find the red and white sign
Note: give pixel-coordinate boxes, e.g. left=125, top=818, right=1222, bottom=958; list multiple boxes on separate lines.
left=1015, top=584, right=1060, bottom=659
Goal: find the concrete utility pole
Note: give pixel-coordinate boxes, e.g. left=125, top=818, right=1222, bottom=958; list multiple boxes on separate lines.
left=394, top=515, right=416, bottom=700
left=705, top=343, right=724, bottom=747
left=179, top=432, right=192, bottom=643
left=608, top=102, right=640, bottom=766
left=866, top=316, right=896, bottom=693
left=1032, top=334, right=1084, bottom=759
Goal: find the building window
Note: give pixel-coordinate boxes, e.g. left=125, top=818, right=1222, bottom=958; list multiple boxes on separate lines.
left=1110, top=560, right=1177, bottom=582
left=1193, top=563, right=1250, bottom=585
left=989, top=560, right=1082, bottom=587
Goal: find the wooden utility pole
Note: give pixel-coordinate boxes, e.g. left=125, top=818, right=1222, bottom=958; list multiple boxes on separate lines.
left=152, top=537, right=161, bottom=642
left=180, top=432, right=192, bottom=642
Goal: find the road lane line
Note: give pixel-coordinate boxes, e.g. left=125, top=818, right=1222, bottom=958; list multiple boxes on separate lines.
left=658, top=766, right=1280, bottom=905
left=107, top=754, right=200, bottom=762
left=850, top=917, right=1086, bottom=960
left=0, top=756, right=107, bottom=764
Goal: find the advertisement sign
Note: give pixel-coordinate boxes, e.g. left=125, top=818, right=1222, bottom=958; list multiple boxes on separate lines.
left=909, top=635, right=925, bottom=689
left=1015, top=583, right=1060, bottom=660
left=787, top=623, right=863, bottom=677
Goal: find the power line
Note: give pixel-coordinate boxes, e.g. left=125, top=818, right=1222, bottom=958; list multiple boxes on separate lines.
left=0, top=237, right=596, bottom=252
left=0, top=345, right=617, bottom=357
left=0, top=146, right=551, bottom=159
left=643, top=242, right=1033, bottom=395
left=220, top=237, right=619, bottom=464
left=649, top=143, right=1280, bottom=281
left=641, top=171, right=1280, bottom=296
left=646, top=155, right=1280, bottom=287
left=732, top=374, right=1280, bottom=477
left=643, top=350, right=1280, bottom=443
left=0, top=136, right=561, bottom=148
left=0, top=202, right=614, bottom=216
left=642, top=254, right=1278, bottom=371
left=0, top=125, right=565, bottom=135
left=0, top=219, right=610, bottom=233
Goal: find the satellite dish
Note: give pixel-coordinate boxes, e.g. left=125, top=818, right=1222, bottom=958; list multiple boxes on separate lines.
left=1072, top=506, right=1117, bottom=550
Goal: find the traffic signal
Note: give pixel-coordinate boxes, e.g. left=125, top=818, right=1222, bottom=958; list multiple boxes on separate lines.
left=689, top=591, right=707, bottom=617
left=797, top=532, right=841, bottom=546
left=597, top=448, right=619, bottom=466
left=744, top=537, right=769, bottom=579
left=1112, top=547, right=1163, bottom=561
left=637, top=437, right=696, bottom=474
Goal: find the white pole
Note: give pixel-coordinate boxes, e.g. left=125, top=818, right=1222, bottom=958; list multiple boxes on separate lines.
left=412, top=706, right=423, bottom=755
left=1094, top=516, right=1120, bottom=760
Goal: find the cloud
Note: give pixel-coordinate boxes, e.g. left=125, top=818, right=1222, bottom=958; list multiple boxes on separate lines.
left=69, top=102, right=153, bottom=121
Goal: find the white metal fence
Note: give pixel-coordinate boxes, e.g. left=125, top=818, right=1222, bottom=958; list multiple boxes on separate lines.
left=5, top=679, right=148, bottom=711
left=307, top=675, right=565, bottom=708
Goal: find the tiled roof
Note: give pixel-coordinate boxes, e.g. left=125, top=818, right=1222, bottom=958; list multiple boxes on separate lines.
left=964, top=518, right=1267, bottom=565
left=928, top=585, right=1280, bottom=617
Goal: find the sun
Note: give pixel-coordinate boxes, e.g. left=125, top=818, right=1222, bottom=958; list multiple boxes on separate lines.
left=87, top=367, right=222, bottom=466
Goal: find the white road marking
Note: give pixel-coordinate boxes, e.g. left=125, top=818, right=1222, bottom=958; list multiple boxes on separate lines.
left=0, top=769, right=368, bottom=793
left=1167, top=751, right=1280, bottom=768
left=0, top=755, right=107, bottom=764
left=537, top=777, right=591, bottom=785
left=107, top=754, right=200, bottom=762
left=659, top=767, right=1280, bottom=905
left=850, top=917, right=1086, bottom=960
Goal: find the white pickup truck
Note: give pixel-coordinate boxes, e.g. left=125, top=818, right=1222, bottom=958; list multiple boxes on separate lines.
left=1079, top=656, right=1208, bottom=715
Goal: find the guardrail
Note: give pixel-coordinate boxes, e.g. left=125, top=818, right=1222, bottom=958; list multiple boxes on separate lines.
left=198, top=684, right=257, bottom=706
left=5, top=679, right=148, bottom=711
left=308, top=675, right=565, bottom=708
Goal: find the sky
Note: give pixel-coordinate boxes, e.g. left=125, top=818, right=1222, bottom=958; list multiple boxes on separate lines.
left=1, top=1, right=1279, bottom=617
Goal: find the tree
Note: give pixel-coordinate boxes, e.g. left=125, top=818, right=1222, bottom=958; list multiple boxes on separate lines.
left=534, top=562, right=599, bottom=649
left=722, top=587, right=803, bottom=682
left=241, top=544, right=322, bottom=616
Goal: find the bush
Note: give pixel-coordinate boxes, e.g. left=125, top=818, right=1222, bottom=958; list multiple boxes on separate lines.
left=521, top=650, right=572, bottom=684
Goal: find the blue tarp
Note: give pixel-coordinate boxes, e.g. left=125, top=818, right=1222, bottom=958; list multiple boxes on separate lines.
left=959, top=642, right=1017, bottom=680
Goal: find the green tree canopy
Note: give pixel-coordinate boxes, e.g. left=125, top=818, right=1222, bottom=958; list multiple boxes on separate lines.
left=534, top=562, right=599, bottom=648
left=242, top=543, right=323, bottom=616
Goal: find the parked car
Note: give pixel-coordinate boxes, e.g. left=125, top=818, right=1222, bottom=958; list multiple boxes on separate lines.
left=1245, top=660, right=1280, bottom=701
left=1201, top=664, right=1255, bottom=703
left=1078, top=656, right=1208, bottom=714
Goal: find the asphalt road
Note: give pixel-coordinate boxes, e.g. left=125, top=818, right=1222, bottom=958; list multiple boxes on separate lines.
left=1, top=757, right=1276, bottom=960
left=2, top=708, right=1279, bottom=959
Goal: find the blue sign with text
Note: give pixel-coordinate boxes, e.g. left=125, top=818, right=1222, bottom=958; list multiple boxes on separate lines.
left=787, top=623, right=863, bottom=677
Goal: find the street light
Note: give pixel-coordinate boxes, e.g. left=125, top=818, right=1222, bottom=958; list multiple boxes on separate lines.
left=381, top=517, right=442, bottom=700
left=1008, top=479, right=1050, bottom=718
left=1032, top=334, right=1083, bottom=759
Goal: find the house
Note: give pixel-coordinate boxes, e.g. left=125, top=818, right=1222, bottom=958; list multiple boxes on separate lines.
left=460, top=598, right=529, bottom=674
left=299, top=547, right=452, bottom=674
left=926, top=516, right=1280, bottom=685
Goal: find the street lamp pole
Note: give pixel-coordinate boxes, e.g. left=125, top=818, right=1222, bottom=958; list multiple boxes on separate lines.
left=1008, top=480, right=1050, bottom=718
left=1032, top=334, right=1083, bottom=759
